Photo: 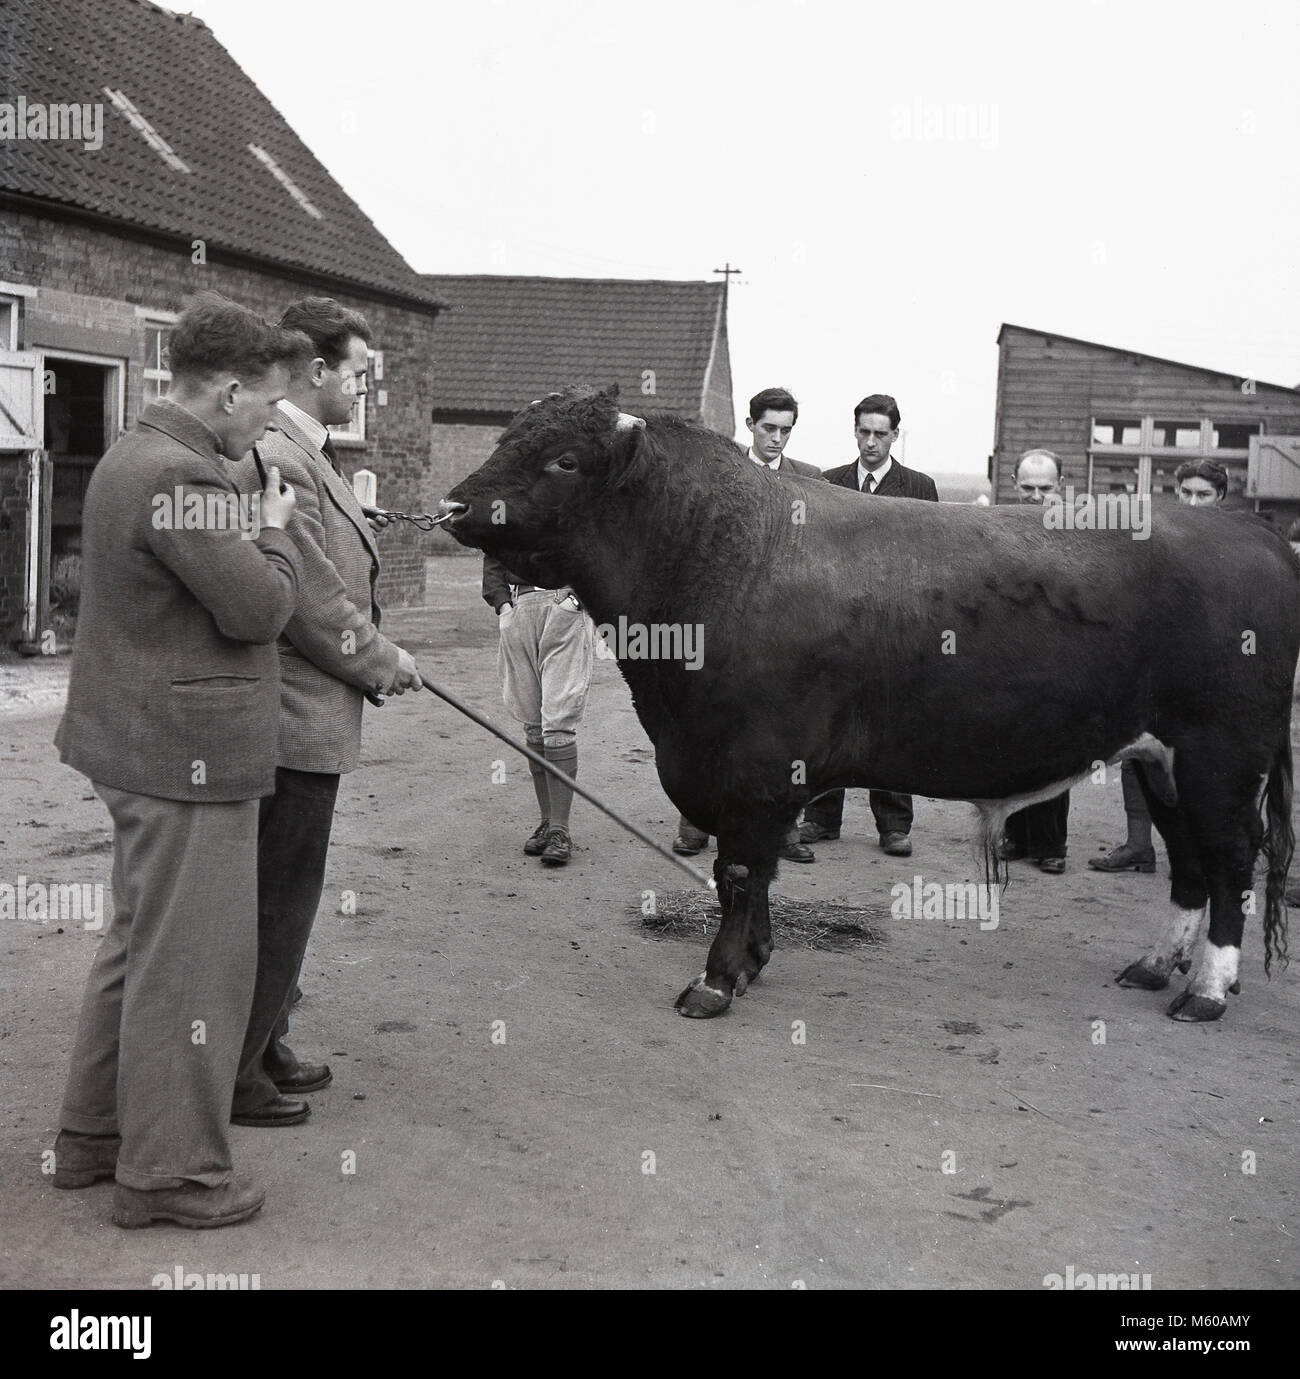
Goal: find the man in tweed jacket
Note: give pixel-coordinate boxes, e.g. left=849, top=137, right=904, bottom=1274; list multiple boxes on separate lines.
left=52, top=297, right=307, bottom=1228
left=229, top=298, right=423, bottom=1125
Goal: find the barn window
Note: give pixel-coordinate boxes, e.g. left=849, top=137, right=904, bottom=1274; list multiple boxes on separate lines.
left=1089, top=414, right=1264, bottom=500
left=1151, top=420, right=1203, bottom=449
left=1092, top=417, right=1142, bottom=446
left=1212, top=422, right=1261, bottom=452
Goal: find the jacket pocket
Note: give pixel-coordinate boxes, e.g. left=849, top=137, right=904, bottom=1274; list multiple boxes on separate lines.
left=170, top=674, right=262, bottom=690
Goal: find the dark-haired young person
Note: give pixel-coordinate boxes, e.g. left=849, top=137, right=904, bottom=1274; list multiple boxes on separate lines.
left=51, top=295, right=308, bottom=1228
left=672, top=387, right=821, bottom=863
left=1089, top=458, right=1229, bottom=875
left=800, top=394, right=937, bottom=858
left=230, top=298, right=423, bottom=1127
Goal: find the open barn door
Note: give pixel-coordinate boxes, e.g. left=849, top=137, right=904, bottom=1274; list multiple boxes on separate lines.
left=0, top=351, right=47, bottom=646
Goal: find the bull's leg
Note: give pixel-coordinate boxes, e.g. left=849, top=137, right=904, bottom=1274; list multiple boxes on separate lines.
left=675, top=856, right=744, bottom=1018
left=1166, top=789, right=1260, bottom=1022
left=1117, top=781, right=1206, bottom=991
left=675, top=818, right=782, bottom=1018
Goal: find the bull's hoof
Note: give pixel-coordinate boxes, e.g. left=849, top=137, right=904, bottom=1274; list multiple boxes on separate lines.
left=674, top=973, right=732, bottom=1019
left=734, top=965, right=764, bottom=998
left=1176, top=959, right=1191, bottom=974
left=1229, top=980, right=1241, bottom=995
left=1166, top=989, right=1227, bottom=1022
left=1116, top=959, right=1170, bottom=991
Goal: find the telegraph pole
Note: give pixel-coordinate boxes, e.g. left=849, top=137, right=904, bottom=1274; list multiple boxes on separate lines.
left=713, top=261, right=742, bottom=310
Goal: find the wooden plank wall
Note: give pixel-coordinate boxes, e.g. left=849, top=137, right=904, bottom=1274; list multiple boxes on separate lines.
left=990, top=327, right=1300, bottom=523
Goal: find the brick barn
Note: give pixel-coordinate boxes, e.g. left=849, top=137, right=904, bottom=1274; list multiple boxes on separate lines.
left=420, top=273, right=734, bottom=543
left=0, top=0, right=442, bottom=648
left=989, top=323, right=1300, bottom=523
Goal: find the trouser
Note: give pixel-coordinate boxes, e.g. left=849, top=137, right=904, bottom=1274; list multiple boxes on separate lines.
left=676, top=813, right=802, bottom=850
left=60, top=784, right=258, bottom=1189
left=1005, top=792, right=1070, bottom=857
left=802, top=788, right=914, bottom=837
left=498, top=589, right=593, bottom=735
left=233, top=767, right=340, bottom=1113
left=1121, top=759, right=1152, bottom=830
left=500, top=589, right=593, bottom=829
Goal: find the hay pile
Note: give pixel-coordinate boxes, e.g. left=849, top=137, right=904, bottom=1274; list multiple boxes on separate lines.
left=636, top=889, right=887, bottom=952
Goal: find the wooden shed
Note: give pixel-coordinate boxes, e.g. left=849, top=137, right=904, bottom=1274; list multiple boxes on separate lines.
left=989, top=324, right=1300, bottom=525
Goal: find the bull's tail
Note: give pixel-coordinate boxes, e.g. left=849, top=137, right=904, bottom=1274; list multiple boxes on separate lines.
left=975, top=804, right=1010, bottom=890
left=1261, top=733, right=1293, bottom=977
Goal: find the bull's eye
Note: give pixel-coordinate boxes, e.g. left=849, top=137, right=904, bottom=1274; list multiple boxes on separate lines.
left=548, top=454, right=578, bottom=473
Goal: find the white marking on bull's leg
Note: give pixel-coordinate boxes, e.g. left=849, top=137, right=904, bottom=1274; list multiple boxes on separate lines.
left=1118, top=903, right=1205, bottom=990
left=1185, top=940, right=1241, bottom=1002
left=1167, top=939, right=1238, bottom=1021
left=686, top=971, right=728, bottom=1001
left=1153, top=904, right=1205, bottom=974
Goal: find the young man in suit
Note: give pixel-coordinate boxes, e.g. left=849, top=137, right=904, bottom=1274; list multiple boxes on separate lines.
left=230, top=298, right=424, bottom=1126
left=52, top=297, right=307, bottom=1228
left=1000, top=449, right=1070, bottom=874
left=672, top=387, right=819, bottom=863
left=800, top=393, right=938, bottom=856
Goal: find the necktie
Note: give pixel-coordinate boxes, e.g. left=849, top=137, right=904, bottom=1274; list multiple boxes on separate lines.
left=864, top=473, right=876, bottom=493
left=320, top=434, right=338, bottom=469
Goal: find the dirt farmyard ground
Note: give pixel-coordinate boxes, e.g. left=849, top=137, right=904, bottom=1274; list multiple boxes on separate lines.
left=1, top=561, right=1297, bottom=1289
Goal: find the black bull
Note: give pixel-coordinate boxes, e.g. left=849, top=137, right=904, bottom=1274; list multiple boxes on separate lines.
left=441, top=389, right=1299, bottom=1024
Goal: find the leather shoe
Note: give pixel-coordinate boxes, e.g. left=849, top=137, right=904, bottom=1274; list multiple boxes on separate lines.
left=1038, top=856, right=1067, bottom=874
left=523, top=819, right=551, bottom=856
left=798, top=822, right=839, bottom=843
left=880, top=831, right=912, bottom=857
left=780, top=839, right=815, bottom=863
left=672, top=834, right=706, bottom=856
left=540, top=826, right=572, bottom=865
left=273, top=1063, right=332, bottom=1094
left=1087, top=844, right=1156, bottom=873
left=51, top=1130, right=119, bottom=1189
left=998, top=838, right=1026, bottom=861
left=231, top=1095, right=310, bottom=1128
left=113, top=1174, right=266, bottom=1230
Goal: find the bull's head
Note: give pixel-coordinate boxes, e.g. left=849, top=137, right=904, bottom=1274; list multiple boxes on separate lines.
left=438, top=386, right=646, bottom=587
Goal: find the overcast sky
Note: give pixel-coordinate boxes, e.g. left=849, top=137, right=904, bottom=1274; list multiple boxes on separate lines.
left=186, top=0, right=1300, bottom=476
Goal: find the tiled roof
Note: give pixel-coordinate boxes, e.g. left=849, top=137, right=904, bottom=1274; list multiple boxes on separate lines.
left=0, top=0, right=438, bottom=309
left=421, top=274, right=726, bottom=415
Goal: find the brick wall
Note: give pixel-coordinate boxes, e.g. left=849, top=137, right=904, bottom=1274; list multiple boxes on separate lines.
left=0, top=211, right=441, bottom=634
left=425, top=418, right=506, bottom=558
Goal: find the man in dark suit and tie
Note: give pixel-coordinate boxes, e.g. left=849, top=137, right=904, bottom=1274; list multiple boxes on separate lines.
left=800, top=393, right=937, bottom=857
left=230, top=298, right=424, bottom=1126
left=51, top=296, right=308, bottom=1228
left=672, top=387, right=821, bottom=862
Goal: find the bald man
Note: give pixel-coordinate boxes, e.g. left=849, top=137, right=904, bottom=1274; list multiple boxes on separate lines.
left=1000, top=449, right=1070, bottom=874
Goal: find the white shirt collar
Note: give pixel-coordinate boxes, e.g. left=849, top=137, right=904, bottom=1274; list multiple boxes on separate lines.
left=857, top=455, right=892, bottom=490
left=749, top=447, right=782, bottom=471
left=277, top=398, right=330, bottom=453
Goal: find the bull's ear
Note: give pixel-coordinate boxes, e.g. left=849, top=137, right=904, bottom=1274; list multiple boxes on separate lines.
left=604, top=383, right=620, bottom=402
